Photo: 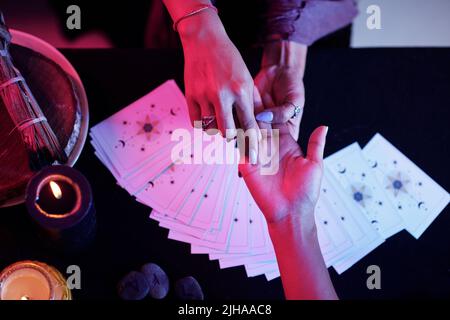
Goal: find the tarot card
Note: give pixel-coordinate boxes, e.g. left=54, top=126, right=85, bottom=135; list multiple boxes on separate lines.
left=315, top=195, right=353, bottom=267
left=191, top=199, right=272, bottom=258
left=188, top=166, right=237, bottom=230
left=245, top=262, right=278, bottom=278
left=90, top=80, right=191, bottom=179
left=265, top=270, right=280, bottom=281
left=218, top=252, right=276, bottom=269
left=175, top=165, right=228, bottom=226
left=362, top=133, right=449, bottom=238
left=167, top=179, right=244, bottom=251
left=321, top=172, right=384, bottom=274
left=132, top=161, right=204, bottom=212
left=325, top=143, right=405, bottom=239
left=158, top=172, right=241, bottom=249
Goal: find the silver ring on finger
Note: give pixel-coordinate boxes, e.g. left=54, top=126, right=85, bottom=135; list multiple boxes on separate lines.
left=201, top=115, right=216, bottom=129
left=290, top=103, right=302, bottom=119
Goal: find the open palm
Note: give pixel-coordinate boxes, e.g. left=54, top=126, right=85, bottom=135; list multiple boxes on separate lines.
left=239, top=124, right=327, bottom=224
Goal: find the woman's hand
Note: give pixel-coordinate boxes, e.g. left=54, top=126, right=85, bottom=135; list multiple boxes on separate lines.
left=254, top=41, right=307, bottom=140
left=240, top=91, right=336, bottom=300
left=239, top=122, right=328, bottom=227
left=178, top=10, right=261, bottom=163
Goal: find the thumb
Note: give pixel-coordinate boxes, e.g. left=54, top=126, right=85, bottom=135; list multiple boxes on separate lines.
left=306, top=126, right=328, bottom=163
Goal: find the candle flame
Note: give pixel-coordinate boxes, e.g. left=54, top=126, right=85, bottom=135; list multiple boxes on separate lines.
left=49, top=181, right=62, bottom=199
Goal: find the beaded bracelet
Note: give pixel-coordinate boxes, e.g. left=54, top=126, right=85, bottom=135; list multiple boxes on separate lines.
left=172, top=5, right=218, bottom=32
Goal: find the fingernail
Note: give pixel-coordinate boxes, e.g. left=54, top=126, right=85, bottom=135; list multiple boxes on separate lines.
left=256, top=111, right=273, bottom=123
left=249, top=149, right=257, bottom=165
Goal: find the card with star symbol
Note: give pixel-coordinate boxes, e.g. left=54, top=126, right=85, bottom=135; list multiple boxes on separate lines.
left=363, top=133, right=449, bottom=238
left=91, top=80, right=448, bottom=281
left=90, top=80, right=191, bottom=179
left=325, top=143, right=405, bottom=239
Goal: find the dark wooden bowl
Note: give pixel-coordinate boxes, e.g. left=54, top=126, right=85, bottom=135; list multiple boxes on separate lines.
left=0, top=30, right=88, bottom=207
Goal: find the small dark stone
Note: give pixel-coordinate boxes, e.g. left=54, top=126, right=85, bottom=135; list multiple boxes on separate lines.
left=175, top=276, right=204, bottom=300
left=117, top=271, right=149, bottom=300
left=141, top=263, right=169, bottom=299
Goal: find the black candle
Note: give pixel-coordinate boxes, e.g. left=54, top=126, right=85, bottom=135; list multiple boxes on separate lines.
left=37, top=178, right=78, bottom=215
left=25, top=165, right=96, bottom=252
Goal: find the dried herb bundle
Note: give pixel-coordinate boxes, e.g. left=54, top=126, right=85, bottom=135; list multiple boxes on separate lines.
left=0, top=12, right=67, bottom=171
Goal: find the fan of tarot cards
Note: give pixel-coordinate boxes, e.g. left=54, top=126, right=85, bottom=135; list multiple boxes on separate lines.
left=90, top=80, right=449, bottom=280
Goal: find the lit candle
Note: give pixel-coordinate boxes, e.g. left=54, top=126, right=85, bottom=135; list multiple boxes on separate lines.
left=26, top=165, right=96, bottom=251
left=0, top=261, right=71, bottom=300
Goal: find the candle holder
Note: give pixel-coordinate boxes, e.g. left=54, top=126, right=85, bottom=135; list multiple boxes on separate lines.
left=25, top=165, right=96, bottom=252
left=0, top=261, right=71, bottom=300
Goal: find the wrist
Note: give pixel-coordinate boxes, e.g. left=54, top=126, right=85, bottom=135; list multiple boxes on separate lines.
left=262, top=40, right=307, bottom=74
left=268, top=211, right=317, bottom=244
left=177, top=9, right=227, bottom=46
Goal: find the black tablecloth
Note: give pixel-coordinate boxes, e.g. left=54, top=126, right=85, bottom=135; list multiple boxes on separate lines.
left=1, top=48, right=449, bottom=299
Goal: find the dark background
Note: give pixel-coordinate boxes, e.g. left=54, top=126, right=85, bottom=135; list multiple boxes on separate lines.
left=0, top=48, right=449, bottom=299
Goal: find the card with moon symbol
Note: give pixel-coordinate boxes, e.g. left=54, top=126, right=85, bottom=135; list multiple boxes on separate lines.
left=325, top=143, right=405, bottom=240
left=320, top=173, right=384, bottom=274
left=363, top=133, right=449, bottom=238
left=92, top=80, right=279, bottom=280
left=133, top=161, right=204, bottom=212
left=90, top=80, right=191, bottom=179
left=93, top=80, right=448, bottom=281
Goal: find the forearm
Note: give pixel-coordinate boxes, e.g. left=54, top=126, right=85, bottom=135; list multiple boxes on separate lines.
left=268, top=213, right=338, bottom=300
left=262, top=40, right=307, bottom=75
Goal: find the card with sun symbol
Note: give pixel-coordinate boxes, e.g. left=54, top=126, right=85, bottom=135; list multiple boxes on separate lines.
left=90, top=80, right=191, bottom=179
left=363, top=133, right=449, bottom=239
left=325, top=142, right=405, bottom=240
